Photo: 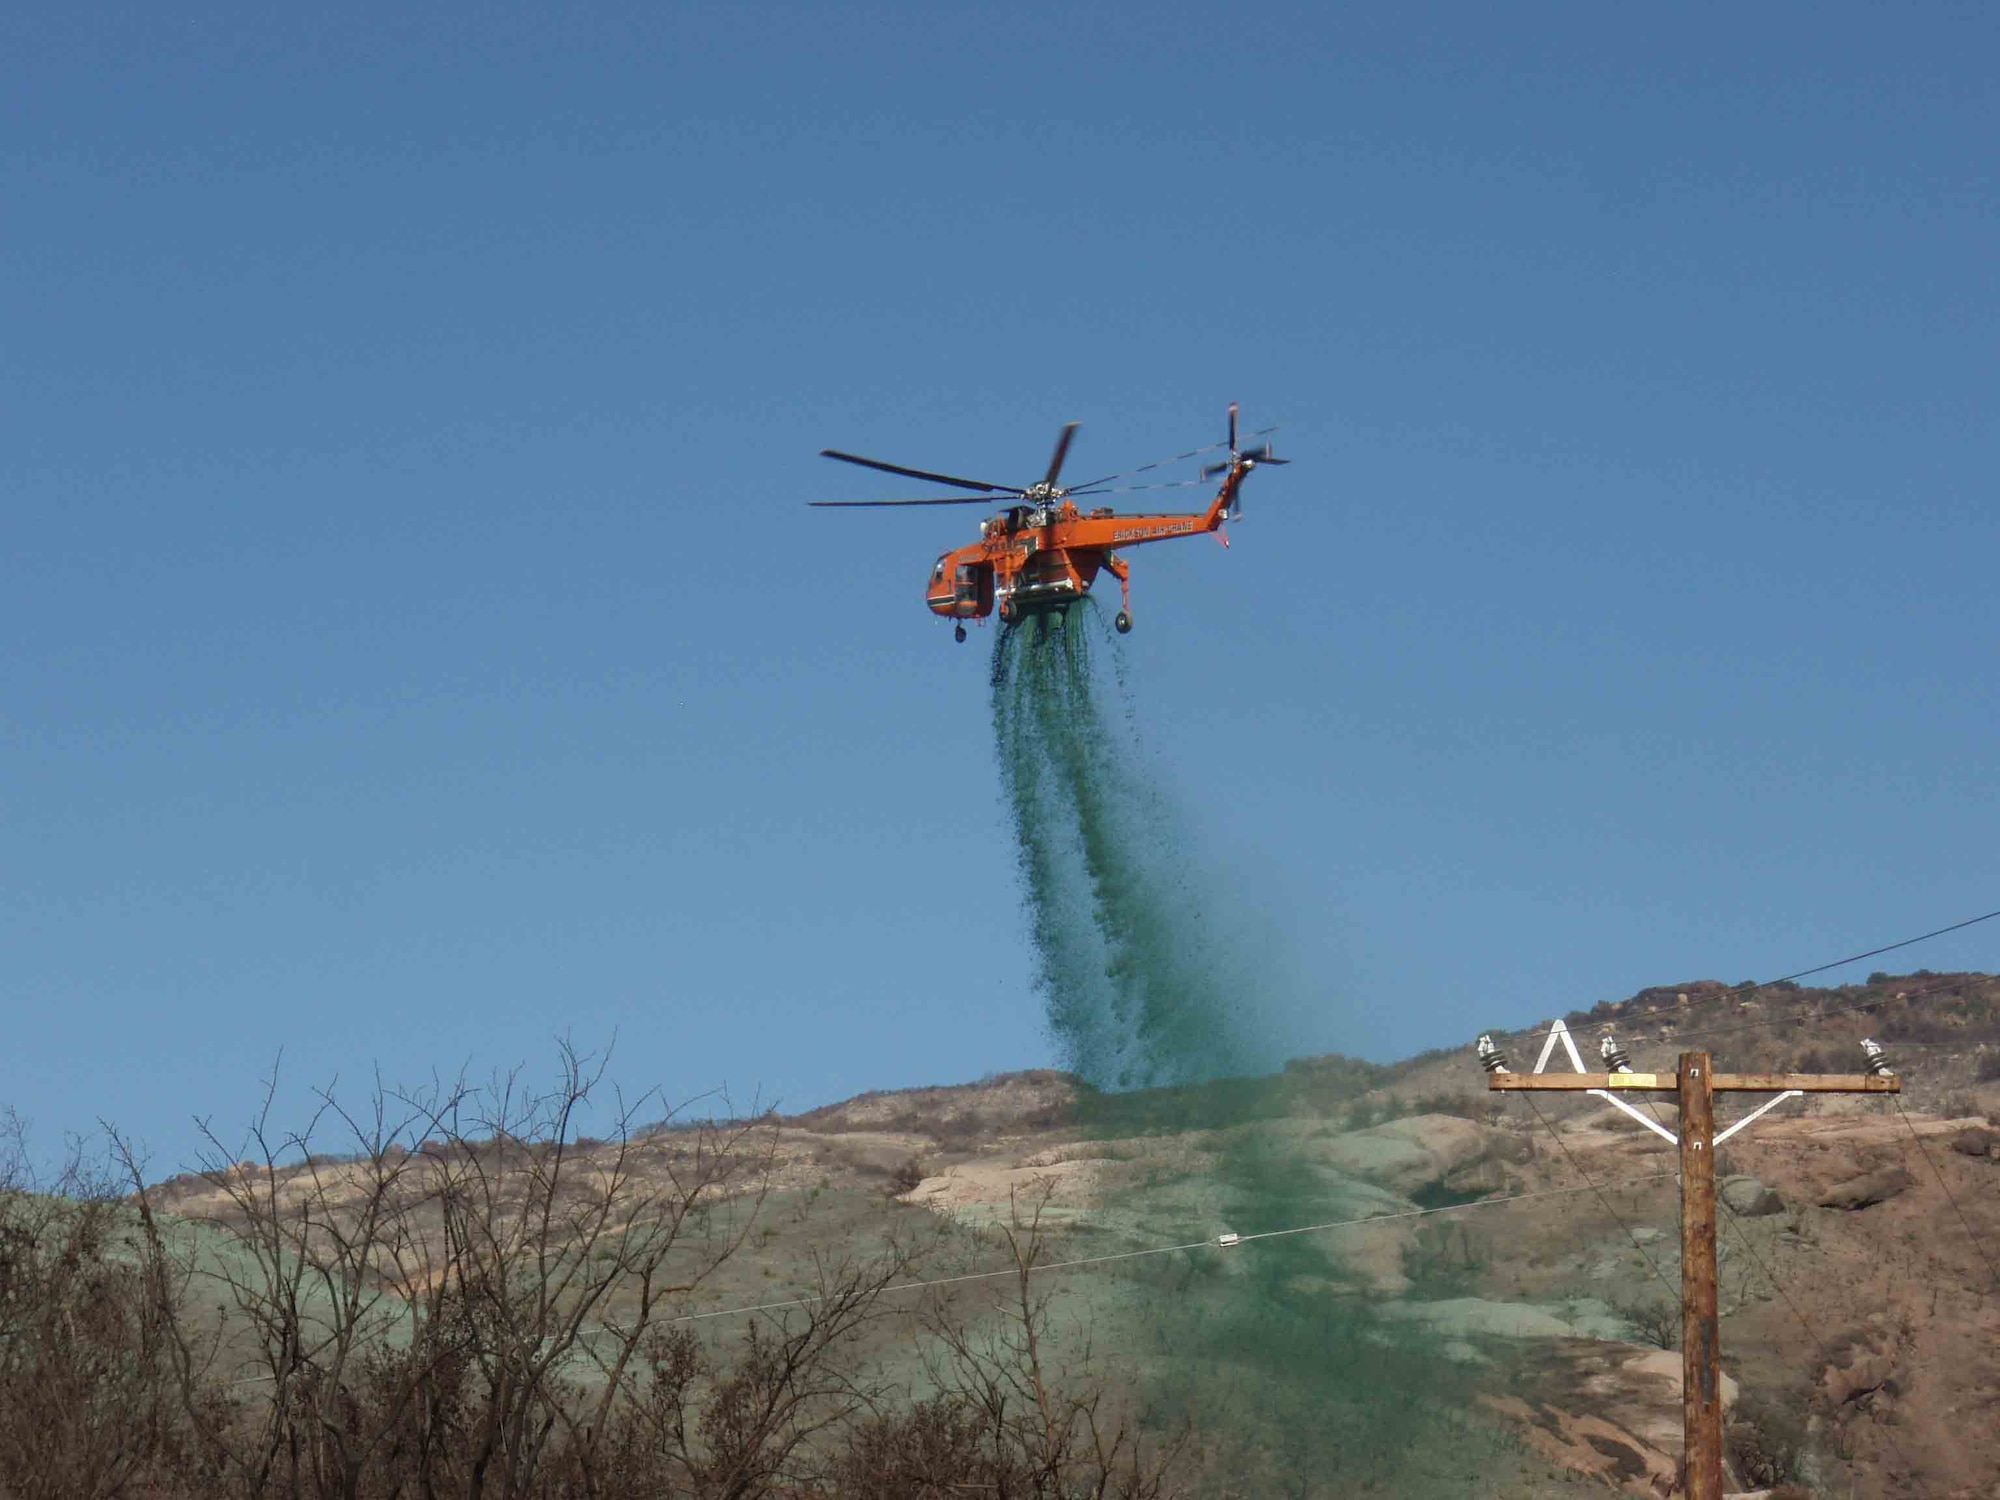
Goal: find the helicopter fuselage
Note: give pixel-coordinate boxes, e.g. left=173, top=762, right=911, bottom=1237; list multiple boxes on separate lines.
left=925, top=460, right=1255, bottom=625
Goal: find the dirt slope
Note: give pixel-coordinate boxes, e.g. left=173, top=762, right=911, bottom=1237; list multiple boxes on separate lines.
left=146, top=971, right=2000, bottom=1497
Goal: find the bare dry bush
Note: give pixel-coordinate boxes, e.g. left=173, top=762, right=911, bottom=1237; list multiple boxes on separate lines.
left=117, top=1044, right=794, bottom=1499
left=0, top=1111, right=222, bottom=1500
left=1399, top=1219, right=1490, bottom=1295
left=1726, top=1388, right=1810, bottom=1489
left=1, top=1056, right=1188, bottom=1500
left=860, top=1183, right=1187, bottom=1500
left=1616, top=1293, right=1681, bottom=1351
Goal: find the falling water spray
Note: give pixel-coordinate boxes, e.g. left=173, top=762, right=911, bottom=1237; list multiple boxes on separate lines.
left=986, top=603, right=1541, bottom=1497
left=990, top=609, right=1256, bottom=1089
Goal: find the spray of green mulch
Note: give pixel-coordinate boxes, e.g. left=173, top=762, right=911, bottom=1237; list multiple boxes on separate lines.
left=989, top=605, right=1531, bottom=1497
left=989, top=609, right=1265, bottom=1090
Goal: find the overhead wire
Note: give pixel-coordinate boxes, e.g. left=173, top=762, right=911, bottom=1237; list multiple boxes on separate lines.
left=1489, top=906, right=2000, bottom=1052
left=1466, top=903, right=2000, bottom=1491
left=1517, top=1094, right=1682, bottom=1308
left=643, top=1168, right=1682, bottom=1329
left=1663, top=975, right=1979, bottom=1049
left=1529, top=1004, right=1973, bottom=1488
left=221, top=904, right=1999, bottom=1429
left=1533, top=976, right=1998, bottom=1300
left=1531, top=1043, right=1940, bottom=1485
left=1505, top=969, right=1997, bottom=1065
left=218, top=1167, right=1687, bottom=1385
left=1627, top=1089, right=1690, bottom=1325
left=1710, top=1192, right=1931, bottom=1487
left=1891, top=1096, right=2000, bottom=1294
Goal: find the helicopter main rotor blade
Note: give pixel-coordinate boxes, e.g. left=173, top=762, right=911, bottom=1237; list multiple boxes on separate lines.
left=807, top=495, right=1003, bottom=508
left=819, top=449, right=1020, bottom=495
left=1043, top=422, right=1079, bottom=487
left=1066, top=427, right=1278, bottom=492
left=1067, top=478, right=1209, bottom=496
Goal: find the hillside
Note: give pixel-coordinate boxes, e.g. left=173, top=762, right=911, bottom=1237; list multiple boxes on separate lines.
left=120, top=969, right=2000, bottom=1497
left=769, top=971, right=2000, bottom=1496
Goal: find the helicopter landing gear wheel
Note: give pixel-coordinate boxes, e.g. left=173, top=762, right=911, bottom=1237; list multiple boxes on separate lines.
left=1114, top=610, right=1132, bottom=635
left=998, top=600, right=1016, bottom=624
left=954, top=623, right=967, bottom=643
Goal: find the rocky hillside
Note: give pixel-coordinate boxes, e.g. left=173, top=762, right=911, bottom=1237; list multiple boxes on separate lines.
left=763, top=969, right=2000, bottom=1496
left=139, top=970, right=1999, bottom=1498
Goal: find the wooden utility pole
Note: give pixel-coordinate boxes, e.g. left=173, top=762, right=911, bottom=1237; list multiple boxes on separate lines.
left=1481, top=1034, right=1900, bottom=1500
left=1678, top=1052, right=1722, bottom=1493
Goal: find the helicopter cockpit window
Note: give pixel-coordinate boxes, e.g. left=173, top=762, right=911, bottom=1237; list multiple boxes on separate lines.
left=954, top=564, right=980, bottom=600
left=932, top=559, right=947, bottom=583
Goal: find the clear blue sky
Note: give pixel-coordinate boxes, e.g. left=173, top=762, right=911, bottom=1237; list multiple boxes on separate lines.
left=6, top=3, right=1997, bottom=1169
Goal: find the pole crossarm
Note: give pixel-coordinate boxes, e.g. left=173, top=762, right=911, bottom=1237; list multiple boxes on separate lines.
left=1488, top=1072, right=1899, bottom=1093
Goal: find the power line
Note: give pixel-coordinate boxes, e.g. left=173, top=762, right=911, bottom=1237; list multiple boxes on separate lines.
left=1639, top=971, right=1994, bottom=1053
left=1491, top=906, right=2000, bottom=1050
left=1712, top=1194, right=1929, bottom=1488
left=1753, top=907, right=2000, bottom=988
left=216, top=1166, right=1687, bottom=1388
left=1493, top=1047, right=1919, bottom=1499
left=1590, top=1058, right=1957, bottom=1487
left=1519, top=1095, right=1681, bottom=1308
left=1631, top=1091, right=1687, bottom=1303
left=650, top=1169, right=1682, bottom=1328
left=1497, top=968, right=1991, bottom=1063
left=1891, top=1096, right=2000, bottom=1294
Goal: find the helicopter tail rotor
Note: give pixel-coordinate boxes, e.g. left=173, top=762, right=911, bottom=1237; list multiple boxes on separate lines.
left=1199, top=403, right=1288, bottom=516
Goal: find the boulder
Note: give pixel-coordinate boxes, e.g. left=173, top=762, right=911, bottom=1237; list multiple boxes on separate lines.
left=1951, top=1126, right=1995, bottom=1158
left=1817, top=1166, right=1913, bottom=1210
left=1719, top=1175, right=1785, bottom=1217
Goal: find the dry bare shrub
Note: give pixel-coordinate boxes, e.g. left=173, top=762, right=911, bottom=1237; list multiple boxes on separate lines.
left=1616, top=1293, right=1681, bottom=1351
left=117, top=1045, right=794, bottom=1499
left=20, top=1050, right=1193, bottom=1500
left=1727, top=1388, right=1810, bottom=1489
left=879, top=1183, right=1187, bottom=1500
left=1399, top=1219, right=1490, bottom=1295
left=0, top=1112, right=223, bottom=1500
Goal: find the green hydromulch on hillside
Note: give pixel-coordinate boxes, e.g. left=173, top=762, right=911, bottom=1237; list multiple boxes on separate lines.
left=986, top=604, right=1557, bottom=1496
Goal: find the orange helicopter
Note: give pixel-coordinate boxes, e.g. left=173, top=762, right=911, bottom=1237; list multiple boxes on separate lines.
left=811, top=405, right=1287, bottom=642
